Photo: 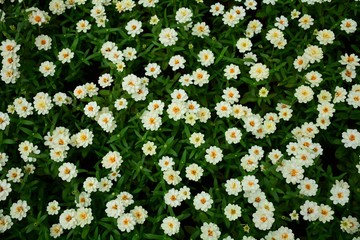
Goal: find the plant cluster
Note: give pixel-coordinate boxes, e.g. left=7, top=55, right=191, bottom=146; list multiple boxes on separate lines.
left=0, top=0, right=360, bottom=239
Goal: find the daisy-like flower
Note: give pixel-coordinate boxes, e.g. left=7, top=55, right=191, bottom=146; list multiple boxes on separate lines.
left=0, top=112, right=10, bottom=130
left=49, top=223, right=63, bottom=238
left=340, top=216, right=359, bottom=234
left=249, top=63, right=269, bottom=81
left=185, top=163, right=204, bottom=181
left=125, top=19, right=143, bottom=37
left=200, top=222, right=221, bottom=240
left=34, top=35, right=52, bottom=51
left=225, top=127, right=242, bottom=144
left=205, top=146, right=223, bottom=164
left=105, top=199, right=124, bottom=218
left=47, top=200, right=61, bottom=215
left=159, top=28, right=178, bottom=46
left=305, top=70, right=323, bottom=87
left=194, top=191, right=213, bottom=212
left=318, top=204, right=334, bottom=223
left=210, top=3, right=224, bottom=16
left=0, top=179, right=12, bottom=201
left=163, top=169, right=182, bottom=185
left=215, top=101, right=232, bottom=118
left=58, top=162, right=77, bottom=182
left=169, top=55, right=186, bottom=71
left=198, top=49, right=215, bottom=67
left=298, top=14, right=314, bottom=30
left=274, top=15, right=288, bottom=30
left=252, top=209, right=275, bottom=230
left=161, top=216, right=180, bottom=236
left=10, top=200, right=30, bottom=220
left=114, top=98, right=128, bottom=110
left=340, top=18, right=357, bottom=34
left=304, top=45, right=323, bottom=64
left=192, top=68, right=210, bottom=86
left=225, top=178, right=242, bottom=196
left=316, top=29, right=335, bottom=45
left=294, top=85, right=314, bottom=103
left=192, top=22, right=210, bottom=38
left=145, top=63, right=161, bottom=78
left=117, top=213, right=136, bottom=232
left=101, top=151, right=123, bottom=170
left=236, top=38, right=252, bottom=53
left=158, top=156, right=174, bottom=171
left=164, top=188, right=182, bottom=207
left=224, top=204, right=242, bottom=221
left=149, top=15, right=159, bottom=25
left=39, top=61, right=56, bottom=77
left=330, top=180, right=350, bottom=206
left=131, top=206, right=148, bottom=224
left=300, top=200, right=319, bottom=222
left=342, top=129, right=360, bottom=149
left=293, top=55, right=309, bottom=72
left=76, top=20, right=91, bottom=33
left=224, top=64, right=240, bottom=80
left=142, top=141, right=156, bottom=156
left=7, top=167, right=24, bottom=183
left=0, top=213, right=13, bottom=233
left=175, top=7, right=193, bottom=23
left=222, top=10, right=240, bottom=27
left=58, top=48, right=74, bottom=64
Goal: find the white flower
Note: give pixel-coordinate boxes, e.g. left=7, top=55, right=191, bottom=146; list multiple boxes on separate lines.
left=163, top=169, right=182, bottom=185
left=58, top=163, right=77, bottom=182
left=10, top=200, right=30, bottom=221
left=241, top=175, right=260, bottom=193
left=175, top=7, right=193, bottom=23
left=225, top=178, right=242, bottom=196
left=192, top=22, right=210, bottom=38
left=0, top=179, right=11, bottom=201
left=98, top=73, right=113, bottom=88
left=225, top=127, right=242, bottom=144
left=236, top=38, right=252, bottom=53
left=192, top=68, right=210, bottom=86
left=210, top=3, right=224, bottom=16
left=0, top=214, right=13, bottom=233
left=224, top=64, right=240, bottom=80
left=34, top=35, right=52, bottom=51
left=298, top=14, right=314, bottom=30
left=249, top=63, right=269, bottom=81
left=47, top=200, right=60, bottom=215
left=252, top=209, right=275, bottom=230
left=105, top=199, right=124, bottom=218
left=102, top=151, right=123, bottom=170
left=141, top=141, right=156, bottom=156
left=330, top=180, right=350, bottom=206
left=169, top=55, right=186, bottom=71
left=7, top=167, right=24, bottom=183
left=185, top=163, right=204, bottom=181
left=189, top=132, right=205, bottom=148
left=161, top=216, right=180, bottom=236
left=0, top=112, right=10, bottom=130
left=275, top=15, right=288, bottom=30
left=164, top=188, right=182, bottom=207
left=300, top=200, right=319, bottom=221
left=125, top=19, right=143, bottom=37
left=224, top=204, right=242, bottom=221
left=205, top=146, right=223, bottom=164
left=117, top=213, right=136, bottom=232
left=194, top=191, right=213, bottom=212
left=76, top=19, right=91, bottom=33
left=200, top=222, right=221, bottom=240
left=294, top=85, right=314, bottom=103
left=39, top=61, right=56, bottom=77
left=198, top=49, right=215, bottom=67
left=131, top=206, right=148, bottom=224
left=340, top=18, right=357, bottom=34
left=316, top=29, right=335, bottom=45
left=58, top=48, right=74, bottom=64
left=304, top=45, right=323, bottom=64
left=159, top=28, right=178, bottom=46
left=342, top=129, right=360, bottom=149
left=145, top=63, right=161, bottom=78
left=340, top=216, right=359, bottom=234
